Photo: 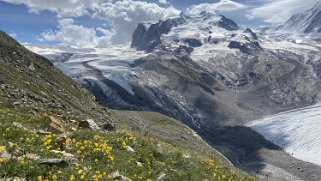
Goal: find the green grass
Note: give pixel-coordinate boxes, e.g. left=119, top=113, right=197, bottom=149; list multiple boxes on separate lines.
left=0, top=108, right=255, bottom=181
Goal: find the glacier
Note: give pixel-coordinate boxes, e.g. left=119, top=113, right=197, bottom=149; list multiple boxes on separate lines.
left=249, top=104, right=321, bottom=166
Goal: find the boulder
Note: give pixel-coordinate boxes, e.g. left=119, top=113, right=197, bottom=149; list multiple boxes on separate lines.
left=125, top=145, right=135, bottom=152
left=36, top=130, right=52, bottom=135
left=99, top=122, right=115, bottom=131
left=136, top=161, right=143, bottom=167
left=46, top=117, right=64, bottom=135
left=38, top=158, right=67, bottom=166
left=28, top=63, right=36, bottom=71
left=78, top=119, right=100, bottom=130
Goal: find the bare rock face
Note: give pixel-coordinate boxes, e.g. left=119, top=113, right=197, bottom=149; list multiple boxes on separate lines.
left=218, top=15, right=238, bottom=31
left=131, top=16, right=186, bottom=53
left=228, top=41, right=261, bottom=54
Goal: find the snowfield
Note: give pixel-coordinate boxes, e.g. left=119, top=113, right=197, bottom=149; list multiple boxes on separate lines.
left=248, top=104, right=321, bottom=166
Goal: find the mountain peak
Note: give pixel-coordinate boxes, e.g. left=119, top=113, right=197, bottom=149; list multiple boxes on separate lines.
left=277, top=2, right=321, bottom=36
left=131, top=12, right=239, bottom=53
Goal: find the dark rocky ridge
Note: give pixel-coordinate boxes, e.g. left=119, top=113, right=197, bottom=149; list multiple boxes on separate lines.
left=131, top=15, right=186, bottom=53
left=218, top=15, right=239, bottom=31
left=228, top=41, right=262, bottom=55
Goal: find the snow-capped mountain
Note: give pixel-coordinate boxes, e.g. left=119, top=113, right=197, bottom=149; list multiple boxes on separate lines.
left=27, top=11, right=321, bottom=180
left=131, top=11, right=260, bottom=55
left=276, top=2, right=321, bottom=37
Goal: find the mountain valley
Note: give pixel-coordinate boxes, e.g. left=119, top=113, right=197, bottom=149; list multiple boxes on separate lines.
left=25, top=7, right=321, bottom=180
left=2, top=1, right=321, bottom=180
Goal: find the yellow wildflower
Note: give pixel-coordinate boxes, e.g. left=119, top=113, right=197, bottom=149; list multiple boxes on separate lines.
left=0, top=146, right=6, bottom=151
left=0, top=158, right=9, bottom=163
left=121, top=141, right=126, bottom=148
left=37, top=176, right=43, bottom=181
left=78, top=169, right=84, bottom=175
left=108, top=155, right=114, bottom=161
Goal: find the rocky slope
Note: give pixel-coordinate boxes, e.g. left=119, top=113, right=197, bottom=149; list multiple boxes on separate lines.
left=26, top=11, right=321, bottom=180
left=0, top=31, right=110, bottom=123
left=0, top=30, right=253, bottom=180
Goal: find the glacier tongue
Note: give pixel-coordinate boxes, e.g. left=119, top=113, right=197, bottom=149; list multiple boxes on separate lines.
left=249, top=104, right=321, bottom=166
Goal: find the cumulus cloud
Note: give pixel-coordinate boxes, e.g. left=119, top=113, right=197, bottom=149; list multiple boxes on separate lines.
left=2, top=0, right=180, bottom=46
left=92, top=0, right=180, bottom=44
left=247, top=0, right=320, bottom=24
left=186, top=0, right=246, bottom=15
left=40, top=18, right=114, bottom=48
left=0, top=0, right=110, bottom=17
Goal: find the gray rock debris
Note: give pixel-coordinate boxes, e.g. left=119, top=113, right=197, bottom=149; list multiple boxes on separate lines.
left=111, top=171, right=132, bottom=181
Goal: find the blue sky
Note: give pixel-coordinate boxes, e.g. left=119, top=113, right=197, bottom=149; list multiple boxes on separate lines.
left=0, top=0, right=318, bottom=46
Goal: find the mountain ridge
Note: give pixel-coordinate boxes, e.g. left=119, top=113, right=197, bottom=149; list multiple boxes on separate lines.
left=276, top=2, right=321, bottom=37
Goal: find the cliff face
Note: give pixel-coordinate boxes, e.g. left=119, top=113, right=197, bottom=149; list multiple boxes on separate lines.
left=131, top=16, right=186, bottom=52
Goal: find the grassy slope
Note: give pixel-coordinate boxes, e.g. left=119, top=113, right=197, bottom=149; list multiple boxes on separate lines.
left=0, top=31, right=109, bottom=122
left=0, top=30, right=254, bottom=180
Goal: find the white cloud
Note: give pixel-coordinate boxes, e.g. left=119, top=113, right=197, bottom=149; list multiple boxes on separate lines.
left=158, top=0, right=168, bottom=5
left=0, top=0, right=110, bottom=17
left=92, top=0, right=180, bottom=44
left=186, top=0, right=246, bottom=15
left=2, top=0, right=180, bottom=46
left=40, top=18, right=114, bottom=48
left=247, top=0, right=320, bottom=24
